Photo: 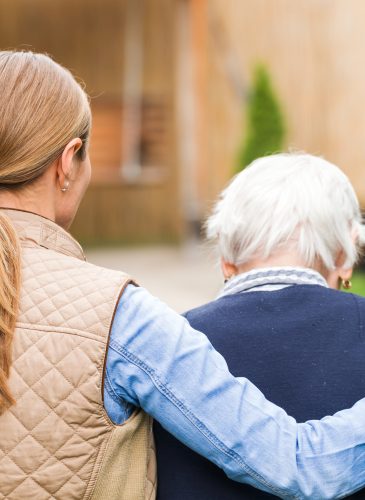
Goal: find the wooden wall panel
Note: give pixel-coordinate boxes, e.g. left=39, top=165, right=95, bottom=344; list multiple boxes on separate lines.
left=71, top=183, right=183, bottom=245
left=202, top=0, right=365, bottom=207
left=0, top=0, right=182, bottom=243
left=0, top=0, right=126, bottom=96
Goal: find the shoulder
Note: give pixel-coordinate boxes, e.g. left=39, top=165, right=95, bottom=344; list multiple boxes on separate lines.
left=115, top=285, right=189, bottom=328
left=304, top=285, right=365, bottom=308
left=22, top=245, right=131, bottom=289
left=344, top=289, right=365, bottom=312
left=19, top=247, right=132, bottom=337
left=310, top=286, right=365, bottom=323
left=183, top=296, right=232, bottom=329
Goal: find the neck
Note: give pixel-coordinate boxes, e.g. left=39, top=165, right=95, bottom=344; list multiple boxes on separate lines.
left=236, top=253, right=328, bottom=280
left=0, top=186, right=56, bottom=223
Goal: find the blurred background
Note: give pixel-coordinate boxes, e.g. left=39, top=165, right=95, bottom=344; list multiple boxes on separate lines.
left=1, top=0, right=365, bottom=310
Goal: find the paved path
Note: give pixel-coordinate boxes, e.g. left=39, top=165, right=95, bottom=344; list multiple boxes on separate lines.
left=86, top=242, right=222, bottom=313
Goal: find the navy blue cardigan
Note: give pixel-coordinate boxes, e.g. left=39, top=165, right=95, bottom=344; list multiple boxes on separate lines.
left=154, top=285, right=365, bottom=499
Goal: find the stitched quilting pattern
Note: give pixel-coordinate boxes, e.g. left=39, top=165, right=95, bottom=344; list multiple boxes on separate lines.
left=145, top=427, right=157, bottom=500
left=0, top=246, right=128, bottom=500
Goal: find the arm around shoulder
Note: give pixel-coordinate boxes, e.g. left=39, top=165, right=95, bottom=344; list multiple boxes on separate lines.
left=106, top=284, right=365, bottom=499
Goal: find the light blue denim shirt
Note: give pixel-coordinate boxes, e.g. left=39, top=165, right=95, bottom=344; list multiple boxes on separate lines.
left=105, top=283, right=365, bottom=499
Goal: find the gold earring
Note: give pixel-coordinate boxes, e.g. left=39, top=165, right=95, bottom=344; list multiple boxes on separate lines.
left=61, top=180, right=70, bottom=193
left=342, top=279, right=352, bottom=290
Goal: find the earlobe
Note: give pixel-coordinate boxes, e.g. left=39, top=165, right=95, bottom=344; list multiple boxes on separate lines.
left=60, top=180, right=70, bottom=193
left=340, top=266, right=353, bottom=289
left=342, top=279, right=352, bottom=290
left=326, top=263, right=353, bottom=290
left=221, top=259, right=238, bottom=282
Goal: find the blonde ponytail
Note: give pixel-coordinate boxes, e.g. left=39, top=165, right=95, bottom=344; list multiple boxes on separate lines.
left=0, top=213, right=21, bottom=414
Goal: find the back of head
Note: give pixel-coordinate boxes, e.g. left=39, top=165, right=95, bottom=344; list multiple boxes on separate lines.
left=0, top=50, right=91, bottom=414
left=207, top=153, right=365, bottom=270
left=0, top=51, right=91, bottom=187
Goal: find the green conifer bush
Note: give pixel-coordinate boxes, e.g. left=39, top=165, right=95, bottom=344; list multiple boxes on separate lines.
left=237, top=64, right=285, bottom=172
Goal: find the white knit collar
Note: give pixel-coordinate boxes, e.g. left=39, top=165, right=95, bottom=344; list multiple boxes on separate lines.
left=218, top=266, right=328, bottom=298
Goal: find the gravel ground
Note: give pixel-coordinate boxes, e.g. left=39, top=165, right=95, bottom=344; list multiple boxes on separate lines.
left=86, top=241, right=222, bottom=313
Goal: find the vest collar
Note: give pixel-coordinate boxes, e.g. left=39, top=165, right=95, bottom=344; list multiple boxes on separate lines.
left=1, top=208, right=86, bottom=261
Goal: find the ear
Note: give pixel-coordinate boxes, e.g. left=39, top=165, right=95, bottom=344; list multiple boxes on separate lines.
left=327, top=249, right=353, bottom=289
left=221, top=258, right=238, bottom=280
left=340, top=267, right=353, bottom=281
left=56, top=138, right=83, bottom=189
left=336, top=228, right=358, bottom=278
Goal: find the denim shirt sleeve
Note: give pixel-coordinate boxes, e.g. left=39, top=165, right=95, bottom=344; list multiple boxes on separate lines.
left=106, top=284, right=365, bottom=499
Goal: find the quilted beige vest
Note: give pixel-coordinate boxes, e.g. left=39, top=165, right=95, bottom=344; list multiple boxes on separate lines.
left=0, top=209, right=156, bottom=500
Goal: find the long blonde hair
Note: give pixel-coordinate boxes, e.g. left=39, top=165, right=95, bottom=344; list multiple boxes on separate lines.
left=0, top=51, right=91, bottom=414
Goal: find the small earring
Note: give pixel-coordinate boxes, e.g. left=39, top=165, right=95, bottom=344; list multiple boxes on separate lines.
left=224, top=275, right=233, bottom=284
left=61, top=180, right=70, bottom=193
left=342, top=279, right=352, bottom=290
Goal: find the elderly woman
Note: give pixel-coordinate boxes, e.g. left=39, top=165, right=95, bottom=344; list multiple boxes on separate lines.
left=2, top=51, right=365, bottom=499
left=155, top=153, right=365, bottom=499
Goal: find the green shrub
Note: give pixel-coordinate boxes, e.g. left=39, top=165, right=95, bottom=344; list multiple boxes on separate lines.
left=237, top=64, right=285, bottom=172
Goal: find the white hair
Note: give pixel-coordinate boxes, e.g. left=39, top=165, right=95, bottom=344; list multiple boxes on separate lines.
left=207, top=153, right=365, bottom=270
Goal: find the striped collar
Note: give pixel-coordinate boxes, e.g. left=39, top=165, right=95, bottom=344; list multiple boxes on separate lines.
left=218, top=266, right=328, bottom=298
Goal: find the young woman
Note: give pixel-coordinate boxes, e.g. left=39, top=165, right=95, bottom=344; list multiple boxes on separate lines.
left=1, top=51, right=365, bottom=499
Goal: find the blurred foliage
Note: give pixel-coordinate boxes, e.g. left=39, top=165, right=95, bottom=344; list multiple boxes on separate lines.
left=237, top=64, right=285, bottom=172
left=349, top=271, right=365, bottom=296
